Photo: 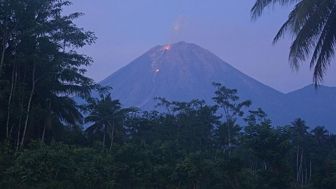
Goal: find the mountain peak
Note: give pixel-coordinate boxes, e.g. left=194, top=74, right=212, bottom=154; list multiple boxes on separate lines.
left=162, top=41, right=191, bottom=48
left=140, top=41, right=243, bottom=81
left=151, top=41, right=202, bottom=53
left=145, top=41, right=222, bottom=70
left=101, top=41, right=282, bottom=108
left=99, top=42, right=336, bottom=130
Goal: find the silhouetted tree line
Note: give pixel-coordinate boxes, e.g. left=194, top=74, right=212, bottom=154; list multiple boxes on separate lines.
left=1, top=83, right=336, bottom=189
left=0, top=1, right=336, bottom=189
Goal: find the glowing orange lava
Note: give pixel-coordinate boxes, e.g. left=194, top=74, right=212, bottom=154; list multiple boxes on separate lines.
left=162, top=44, right=171, bottom=51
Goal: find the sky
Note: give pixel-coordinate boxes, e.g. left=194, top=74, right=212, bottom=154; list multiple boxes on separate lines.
left=65, top=0, right=336, bottom=93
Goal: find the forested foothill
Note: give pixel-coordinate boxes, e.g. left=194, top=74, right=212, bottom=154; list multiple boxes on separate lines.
left=0, top=1, right=336, bottom=189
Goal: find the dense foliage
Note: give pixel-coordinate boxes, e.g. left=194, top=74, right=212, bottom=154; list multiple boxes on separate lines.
left=0, top=0, right=95, bottom=149
left=0, top=0, right=336, bottom=189
left=1, top=83, right=336, bottom=189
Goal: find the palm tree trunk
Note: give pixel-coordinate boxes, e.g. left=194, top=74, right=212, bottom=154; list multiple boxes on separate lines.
left=0, top=34, right=7, bottom=75
left=103, top=125, right=106, bottom=149
left=227, top=119, right=232, bottom=157
left=228, top=122, right=231, bottom=148
left=109, top=120, right=115, bottom=151
left=16, top=121, right=22, bottom=152
left=309, top=160, right=312, bottom=183
left=305, top=166, right=308, bottom=185
left=41, top=123, right=46, bottom=143
left=41, top=101, right=52, bottom=143
left=6, top=64, right=16, bottom=138
left=296, top=147, right=299, bottom=183
left=20, top=64, right=36, bottom=148
left=16, top=102, right=24, bottom=152
left=299, top=151, right=303, bottom=186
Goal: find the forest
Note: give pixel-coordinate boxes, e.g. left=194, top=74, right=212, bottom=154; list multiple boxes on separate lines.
left=0, top=0, right=336, bottom=189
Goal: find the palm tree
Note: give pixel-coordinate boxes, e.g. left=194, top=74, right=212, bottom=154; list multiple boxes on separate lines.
left=252, top=0, right=336, bottom=84
left=85, top=94, right=125, bottom=150
left=311, top=126, right=329, bottom=144
left=290, top=118, right=310, bottom=186
left=41, top=96, right=83, bottom=143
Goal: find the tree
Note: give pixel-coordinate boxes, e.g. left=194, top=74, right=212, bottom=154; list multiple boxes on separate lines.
left=244, top=110, right=292, bottom=189
left=212, top=82, right=251, bottom=151
left=0, top=85, right=336, bottom=188
left=85, top=93, right=130, bottom=150
left=0, top=0, right=95, bottom=147
left=251, top=0, right=336, bottom=84
left=290, top=118, right=311, bottom=187
left=311, top=126, right=329, bottom=145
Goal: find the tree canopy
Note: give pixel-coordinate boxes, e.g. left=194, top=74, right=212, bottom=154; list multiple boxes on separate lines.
left=0, top=1, right=335, bottom=188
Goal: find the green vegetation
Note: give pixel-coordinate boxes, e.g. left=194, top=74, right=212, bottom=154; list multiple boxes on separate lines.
left=1, top=91, right=336, bottom=188
left=0, top=0, right=95, bottom=148
left=0, top=0, right=335, bottom=188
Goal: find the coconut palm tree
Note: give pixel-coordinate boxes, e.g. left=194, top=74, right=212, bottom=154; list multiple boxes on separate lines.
left=252, top=0, right=336, bottom=84
left=85, top=93, right=132, bottom=150
left=290, top=118, right=310, bottom=185
left=311, top=126, right=329, bottom=144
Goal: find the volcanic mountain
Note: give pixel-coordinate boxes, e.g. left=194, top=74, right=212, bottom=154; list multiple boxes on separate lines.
left=100, top=41, right=336, bottom=130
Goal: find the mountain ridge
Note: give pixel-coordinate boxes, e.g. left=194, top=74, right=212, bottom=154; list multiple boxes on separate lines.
left=100, top=41, right=336, bottom=131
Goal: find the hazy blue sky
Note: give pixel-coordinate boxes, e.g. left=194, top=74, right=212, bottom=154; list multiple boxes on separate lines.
left=66, top=0, right=336, bottom=93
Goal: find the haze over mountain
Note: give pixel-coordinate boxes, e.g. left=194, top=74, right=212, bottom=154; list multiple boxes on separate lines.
left=101, top=42, right=336, bottom=131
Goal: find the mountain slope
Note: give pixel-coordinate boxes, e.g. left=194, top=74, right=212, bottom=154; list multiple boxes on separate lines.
left=285, top=85, right=336, bottom=128
left=101, top=42, right=288, bottom=122
left=100, top=41, right=336, bottom=130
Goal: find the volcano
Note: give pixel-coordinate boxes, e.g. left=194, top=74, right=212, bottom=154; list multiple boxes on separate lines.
left=100, top=41, right=336, bottom=130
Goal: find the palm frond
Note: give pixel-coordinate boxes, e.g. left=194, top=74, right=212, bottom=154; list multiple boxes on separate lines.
left=289, top=0, right=332, bottom=69
left=251, top=0, right=299, bottom=19
left=312, top=9, right=336, bottom=84
left=252, top=0, right=336, bottom=84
